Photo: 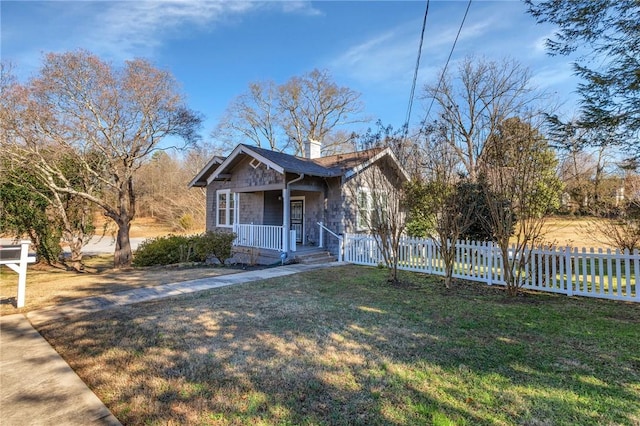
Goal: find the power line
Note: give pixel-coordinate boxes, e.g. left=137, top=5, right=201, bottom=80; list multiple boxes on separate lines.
left=403, top=0, right=430, bottom=138
left=425, top=0, right=473, bottom=121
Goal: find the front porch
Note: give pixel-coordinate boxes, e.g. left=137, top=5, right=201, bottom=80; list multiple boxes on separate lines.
left=227, top=184, right=327, bottom=252
left=233, top=223, right=298, bottom=253
left=230, top=223, right=342, bottom=265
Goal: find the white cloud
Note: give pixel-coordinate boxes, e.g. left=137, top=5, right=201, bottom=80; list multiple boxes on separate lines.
left=532, top=30, right=556, bottom=56
left=84, top=1, right=258, bottom=60
left=328, top=3, right=503, bottom=89
left=8, top=0, right=327, bottom=69
left=531, top=63, right=575, bottom=90
left=280, top=1, right=323, bottom=16
left=4, top=1, right=262, bottom=76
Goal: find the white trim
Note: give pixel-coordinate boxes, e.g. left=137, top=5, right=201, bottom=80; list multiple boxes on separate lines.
left=356, top=188, right=373, bottom=232
left=344, top=147, right=411, bottom=182
left=207, top=145, right=285, bottom=185
left=188, top=156, right=224, bottom=187
left=290, top=196, right=305, bottom=244
left=234, top=192, right=240, bottom=226
left=216, top=189, right=235, bottom=228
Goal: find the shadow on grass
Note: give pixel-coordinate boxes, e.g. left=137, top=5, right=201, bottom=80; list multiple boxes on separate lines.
left=36, top=266, right=640, bottom=425
left=0, top=260, right=243, bottom=315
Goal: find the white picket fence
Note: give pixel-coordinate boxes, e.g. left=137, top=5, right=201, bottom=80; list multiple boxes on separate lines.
left=343, top=234, right=640, bottom=302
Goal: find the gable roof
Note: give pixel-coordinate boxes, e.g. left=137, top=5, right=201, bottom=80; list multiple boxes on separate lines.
left=313, top=148, right=384, bottom=171
left=244, top=145, right=340, bottom=177
left=188, top=155, right=225, bottom=187
left=316, top=147, right=410, bottom=182
left=189, top=143, right=410, bottom=187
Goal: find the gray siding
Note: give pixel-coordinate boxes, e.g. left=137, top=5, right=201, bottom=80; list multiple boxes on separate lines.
left=239, top=192, right=263, bottom=224
left=321, top=177, right=344, bottom=255
left=205, top=181, right=228, bottom=232
left=263, top=191, right=283, bottom=226
left=230, top=157, right=283, bottom=189
left=342, top=156, right=405, bottom=235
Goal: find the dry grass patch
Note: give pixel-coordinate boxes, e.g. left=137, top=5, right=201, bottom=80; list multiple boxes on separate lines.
left=541, top=216, right=612, bottom=248
left=37, top=266, right=640, bottom=425
left=0, top=255, right=239, bottom=315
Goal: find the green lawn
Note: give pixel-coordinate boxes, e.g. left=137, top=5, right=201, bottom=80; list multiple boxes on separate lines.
left=37, top=265, right=640, bottom=425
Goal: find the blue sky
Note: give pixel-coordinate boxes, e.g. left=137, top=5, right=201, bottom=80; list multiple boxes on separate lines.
left=1, top=0, right=579, bottom=144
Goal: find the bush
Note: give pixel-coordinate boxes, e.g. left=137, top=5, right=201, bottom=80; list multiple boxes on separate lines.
left=133, top=231, right=236, bottom=267
left=194, top=230, right=236, bottom=265
left=133, top=234, right=197, bottom=266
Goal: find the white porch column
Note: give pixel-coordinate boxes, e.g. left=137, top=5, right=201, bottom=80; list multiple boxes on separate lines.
left=282, top=188, right=290, bottom=253
left=234, top=192, right=240, bottom=226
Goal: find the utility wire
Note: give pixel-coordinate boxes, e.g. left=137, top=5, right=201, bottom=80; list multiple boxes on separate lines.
left=403, top=0, right=429, bottom=138
left=424, top=0, right=472, bottom=121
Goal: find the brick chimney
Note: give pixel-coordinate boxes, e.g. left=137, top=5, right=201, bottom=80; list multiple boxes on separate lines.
left=304, top=139, right=322, bottom=159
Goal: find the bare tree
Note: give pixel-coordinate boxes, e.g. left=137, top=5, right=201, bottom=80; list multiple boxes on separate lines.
left=480, top=117, right=562, bottom=296
left=136, top=150, right=209, bottom=232
left=584, top=163, right=640, bottom=251
left=547, top=115, right=620, bottom=214
left=1, top=51, right=202, bottom=268
left=213, top=69, right=366, bottom=155
left=586, top=217, right=640, bottom=252
left=348, top=125, right=409, bottom=284
left=423, top=56, right=542, bottom=182
left=214, top=80, right=282, bottom=152
left=405, top=121, right=476, bottom=288
left=279, top=69, right=365, bottom=155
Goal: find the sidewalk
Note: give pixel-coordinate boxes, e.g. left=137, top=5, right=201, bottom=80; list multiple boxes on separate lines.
left=0, top=262, right=345, bottom=425
left=0, top=314, right=122, bottom=425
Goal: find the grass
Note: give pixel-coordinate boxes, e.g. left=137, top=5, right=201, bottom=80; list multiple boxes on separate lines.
left=541, top=216, right=612, bottom=249
left=36, top=265, right=640, bottom=425
left=0, top=255, right=239, bottom=315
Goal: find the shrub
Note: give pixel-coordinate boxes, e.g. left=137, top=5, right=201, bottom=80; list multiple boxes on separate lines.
left=193, top=230, right=236, bottom=265
left=133, top=231, right=236, bottom=267
left=133, top=234, right=198, bottom=266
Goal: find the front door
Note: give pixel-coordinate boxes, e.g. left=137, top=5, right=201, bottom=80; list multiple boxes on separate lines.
left=290, top=199, right=304, bottom=244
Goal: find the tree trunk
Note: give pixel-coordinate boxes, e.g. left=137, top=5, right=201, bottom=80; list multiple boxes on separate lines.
left=389, top=260, right=399, bottom=285
left=67, top=237, right=84, bottom=272
left=444, top=260, right=454, bottom=289
left=503, top=252, right=519, bottom=297
left=114, top=220, right=132, bottom=268
left=442, top=239, right=455, bottom=289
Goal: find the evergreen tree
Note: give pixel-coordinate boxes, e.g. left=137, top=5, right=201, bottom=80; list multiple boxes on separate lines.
left=526, top=0, right=640, bottom=155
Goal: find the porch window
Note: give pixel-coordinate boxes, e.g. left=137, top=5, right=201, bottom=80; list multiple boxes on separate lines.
left=216, top=189, right=235, bottom=227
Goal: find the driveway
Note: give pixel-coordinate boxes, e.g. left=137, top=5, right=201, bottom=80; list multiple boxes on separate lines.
left=0, top=236, right=145, bottom=256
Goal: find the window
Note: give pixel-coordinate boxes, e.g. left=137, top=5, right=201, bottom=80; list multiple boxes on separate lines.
left=216, top=189, right=235, bottom=227
left=357, top=188, right=388, bottom=231
left=357, top=189, right=373, bottom=231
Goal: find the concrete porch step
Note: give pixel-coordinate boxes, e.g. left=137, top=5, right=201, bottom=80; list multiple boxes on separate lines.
left=294, top=250, right=337, bottom=265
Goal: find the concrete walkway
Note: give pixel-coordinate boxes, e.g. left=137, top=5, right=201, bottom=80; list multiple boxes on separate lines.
left=0, top=314, right=122, bottom=425
left=0, top=262, right=345, bottom=425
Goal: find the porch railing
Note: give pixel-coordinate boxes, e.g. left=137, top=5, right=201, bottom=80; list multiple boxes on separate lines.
left=318, top=222, right=343, bottom=262
left=234, top=224, right=283, bottom=251
left=233, top=224, right=297, bottom=252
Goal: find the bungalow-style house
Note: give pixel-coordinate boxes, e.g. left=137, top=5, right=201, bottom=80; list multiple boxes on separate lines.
left=189, top=140, right=409, bottom=263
